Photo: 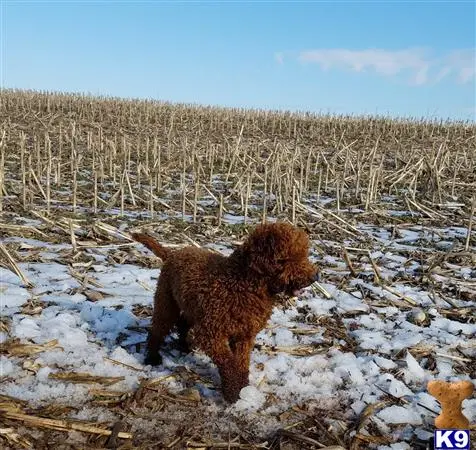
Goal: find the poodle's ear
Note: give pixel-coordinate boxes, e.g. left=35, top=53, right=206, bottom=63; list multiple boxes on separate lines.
left=238, top=223, right=283, bottom=276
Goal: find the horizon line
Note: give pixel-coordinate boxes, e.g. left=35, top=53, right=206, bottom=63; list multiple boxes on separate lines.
left=2, top=86, right=474, bottom=125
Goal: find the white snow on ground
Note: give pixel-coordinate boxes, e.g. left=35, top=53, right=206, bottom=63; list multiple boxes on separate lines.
left=1, top=222, right=475, bottom=449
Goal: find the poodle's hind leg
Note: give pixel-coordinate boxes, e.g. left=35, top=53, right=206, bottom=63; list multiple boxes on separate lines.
left=145, top=274, right=180, bottom=366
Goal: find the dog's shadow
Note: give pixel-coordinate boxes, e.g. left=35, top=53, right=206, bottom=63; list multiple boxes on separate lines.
left=38, top=296, right=146, bottom=352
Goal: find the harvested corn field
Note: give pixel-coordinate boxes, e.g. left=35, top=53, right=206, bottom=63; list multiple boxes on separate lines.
left=0, top=89, right=475, bottom=449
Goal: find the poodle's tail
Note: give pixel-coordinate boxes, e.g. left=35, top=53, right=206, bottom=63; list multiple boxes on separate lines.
left=131, top=233, right=171, bottom=261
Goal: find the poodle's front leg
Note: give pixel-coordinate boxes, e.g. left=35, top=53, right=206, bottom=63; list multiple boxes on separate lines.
left=217, top=352, right=244, bottom=402
left=230, top=337, right=255, bottom=393
left=195, top=333, right=243, bottom=402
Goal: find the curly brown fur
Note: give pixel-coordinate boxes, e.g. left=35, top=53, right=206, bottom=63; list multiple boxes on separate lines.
left=132, top=222, right=319, bottom=402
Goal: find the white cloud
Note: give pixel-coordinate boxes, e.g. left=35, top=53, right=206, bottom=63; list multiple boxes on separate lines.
left=295, top=48, right=475, bottom=85
left=440, top=49, right=476, bottom=84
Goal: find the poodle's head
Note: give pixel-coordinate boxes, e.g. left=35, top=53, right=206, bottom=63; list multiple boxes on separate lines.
left=236, top=222, right=319, bottom=296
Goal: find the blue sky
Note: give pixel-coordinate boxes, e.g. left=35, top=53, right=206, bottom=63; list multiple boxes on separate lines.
left=2, top=1, right=475, bottom=120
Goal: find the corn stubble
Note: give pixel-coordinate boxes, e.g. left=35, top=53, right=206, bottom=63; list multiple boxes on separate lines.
left=0, top=88, right=474, bottom=226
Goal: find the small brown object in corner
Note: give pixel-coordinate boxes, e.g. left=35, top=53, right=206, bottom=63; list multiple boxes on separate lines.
left=427, top=380, right=474, bottom=429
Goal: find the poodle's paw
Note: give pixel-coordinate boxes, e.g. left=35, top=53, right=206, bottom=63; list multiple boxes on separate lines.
left=223, top=388, right=242, bottom=403
left=176, top=340, right=191, bottom=354
left=222, top=379, right=249, bottom=403
left=144, top=352, right=163, bottom=366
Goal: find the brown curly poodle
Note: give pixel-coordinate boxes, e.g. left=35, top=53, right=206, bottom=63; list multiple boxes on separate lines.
left=132, top=222, right=319, bottom=402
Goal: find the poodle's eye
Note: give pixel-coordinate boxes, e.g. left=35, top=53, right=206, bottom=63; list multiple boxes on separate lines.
left=277, top=258, right=288, bottom=264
